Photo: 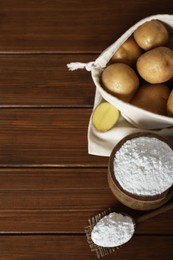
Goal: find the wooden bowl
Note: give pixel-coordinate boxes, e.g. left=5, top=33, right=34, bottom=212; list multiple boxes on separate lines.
left=108, top=132, right=173, bottom=211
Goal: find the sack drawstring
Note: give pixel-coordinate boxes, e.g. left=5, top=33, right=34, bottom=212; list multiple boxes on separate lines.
left=67, top=61, right=95, bottom=72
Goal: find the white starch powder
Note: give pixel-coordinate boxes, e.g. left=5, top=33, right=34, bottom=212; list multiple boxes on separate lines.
left=91, top=212, right=135, bottom=247
left=114, top=136, right=173, bottom=196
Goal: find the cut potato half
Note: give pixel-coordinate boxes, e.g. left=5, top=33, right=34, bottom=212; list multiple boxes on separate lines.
left=92, top=102, right=120, bottom=132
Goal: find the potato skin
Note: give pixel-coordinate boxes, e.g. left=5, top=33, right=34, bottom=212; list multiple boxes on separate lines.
left=131, top=84, right=170, bottom=115
left=133, top=20, right=169, bottom=50
left=136, top=47, right=173, bottom=84
left=167, top=90, right=173, bottom=117
left=101, top=63, right=139, bottom=102
left=111, top=37, right=142, bottom=66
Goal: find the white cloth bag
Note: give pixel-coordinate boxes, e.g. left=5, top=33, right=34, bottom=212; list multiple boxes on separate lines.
left=67, top=14, right=173, bottom=156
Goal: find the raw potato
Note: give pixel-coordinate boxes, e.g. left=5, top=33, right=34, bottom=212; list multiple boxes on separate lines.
left=92, top=102, right=120, bottom=132
left=101, top=63, right=139, bottom=102
left=167, top=90, right=173, bottom=117
left=131, top=84, right=170, bottom=115
left=137, top=47, right=173, bottom=84
left=133, top=20, right=169, bottom=50
left=111, top=37, right=142, bottom=66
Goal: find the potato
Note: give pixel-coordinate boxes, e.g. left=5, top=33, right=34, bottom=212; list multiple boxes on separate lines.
left=131, top=84, right=170, bottom=115
left=137, top=47, right=173, bottom=84
left=167, top=90, right=173, bottom=117
left=92, top=102, right=120, bottom=132
left=111, top=37, right=142, bottom=66
left=133, top=20, right=169, bottom=50
left=101, top=63, right=139, bottom=102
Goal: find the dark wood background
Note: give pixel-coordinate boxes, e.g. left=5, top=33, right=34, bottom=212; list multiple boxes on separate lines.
left=0, top=0, right=172, bottom=259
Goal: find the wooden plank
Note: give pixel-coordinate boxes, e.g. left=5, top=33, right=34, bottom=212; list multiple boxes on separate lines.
left=0, top=54, right=96, bottom=107
left=0, top=0, right=172, bottom=52
left=0, top=108, right=108, bottom=166
left=0, top=189, right=115, bottom=210
left=0, top=169, right=114, bottom=210
left=0, top=208, right=173, bottom=234
left=0, top=235, right=172, bottom=259
left=0, top=210, right=108, bottom=234
left=0, top=168, right=109, bottom=191
left=0, top=168, right=172, bottom=233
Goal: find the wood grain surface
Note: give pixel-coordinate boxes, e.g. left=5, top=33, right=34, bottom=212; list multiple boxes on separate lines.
left=0, top=235, right=173, bottom=259
left=0, top=0, right=173, bottom=259
left=0, top=0, right=172, bottom=53
left=0, top=55, right=96, bottom=107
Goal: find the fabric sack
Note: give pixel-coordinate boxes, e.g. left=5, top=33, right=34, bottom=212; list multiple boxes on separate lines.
left=67, top=14, right=173, bottom=156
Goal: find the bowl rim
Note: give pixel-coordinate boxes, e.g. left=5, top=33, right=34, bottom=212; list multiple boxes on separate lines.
left=108, top=131, right=173, bottom=201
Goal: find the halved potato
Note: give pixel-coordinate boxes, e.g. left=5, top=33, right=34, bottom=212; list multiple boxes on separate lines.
left=92, top=102, right=120, bottom=132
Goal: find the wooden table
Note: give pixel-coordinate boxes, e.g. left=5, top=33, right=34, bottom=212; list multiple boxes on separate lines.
left=0, top=0, right=172, bottom=259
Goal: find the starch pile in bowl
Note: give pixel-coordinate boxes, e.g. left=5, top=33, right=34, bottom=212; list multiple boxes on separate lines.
left=114, top=136, right=173, bottom=196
